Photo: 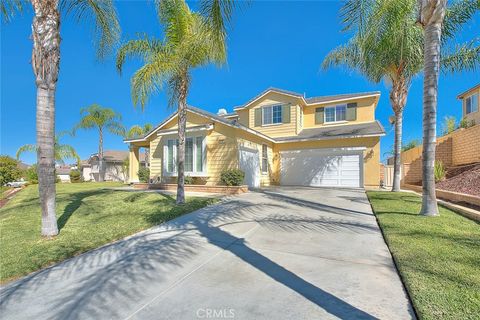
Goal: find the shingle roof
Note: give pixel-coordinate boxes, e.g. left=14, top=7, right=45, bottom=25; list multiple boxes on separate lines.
left=457, top=83, right=480, bottom=99
left=305, top=91, right=381, bottom=104
left=233, top=87, right=380, bottom=110
left=275, top=121, right=386, bottom=142
left=85, top=150, right=146, bottom=163
left=56, top=167, right=71, bottom=175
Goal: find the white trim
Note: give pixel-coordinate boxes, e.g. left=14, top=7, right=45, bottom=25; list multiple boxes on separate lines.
left=279, top=146, right=367, bottom=154
left=275, top=133, right=385, bottom=143
left=234, top=90, right=302, bottom=111
left=233, top=89, right=380, bottom=111
left=157, top=124, right=213, bottom=136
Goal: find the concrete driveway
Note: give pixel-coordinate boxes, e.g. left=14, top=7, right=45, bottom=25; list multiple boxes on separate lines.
left=0, top=187, right=415, bottom=320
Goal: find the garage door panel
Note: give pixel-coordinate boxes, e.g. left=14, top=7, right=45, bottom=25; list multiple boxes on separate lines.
left=280, top=150, right=362, bottom=188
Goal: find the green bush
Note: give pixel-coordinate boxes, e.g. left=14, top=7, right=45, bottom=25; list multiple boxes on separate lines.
left=138, top=167, right=150, bottom=183
left=459, top=117, right=475, bottom=129
left=220, top=169, right=245, bottom=186
left=0, top=156, right=22, bottom=186
left=24, top=165, right=38, bottom=184
left=69, top=169, right=82, bottom=183
left=184, top=175, right=194, bottom=185
left=434, top=161, right=446, bottom=182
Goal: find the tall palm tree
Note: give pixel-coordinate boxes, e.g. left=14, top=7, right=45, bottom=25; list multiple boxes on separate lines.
left=73, top=104, right=124, bottom=182
left=116, top=0, right=236, bottom=204
left=16, top=132, right=80, bottom=164
left=323, top=0, right=479, bottom=194
left=126, top=123, right=153, bottom=166
left=416, top=0, right=447, bottom=216
left=2, top=1, right=120, bottom=236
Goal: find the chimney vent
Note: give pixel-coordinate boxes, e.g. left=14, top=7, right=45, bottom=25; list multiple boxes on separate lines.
left=217, top=108, right=228, bottom=116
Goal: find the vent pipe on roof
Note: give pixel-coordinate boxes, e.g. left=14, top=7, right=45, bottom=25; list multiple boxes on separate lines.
left=217, top=108, right=228, bottom=116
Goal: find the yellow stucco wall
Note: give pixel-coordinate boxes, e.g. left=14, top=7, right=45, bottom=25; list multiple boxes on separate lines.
left=303, top=96, right=377, bottom=128
left=148, top=111, right=275, bottom=186
left=273, top=136, right=381, bottom=187
left=461, top=86, right=480, bottom=125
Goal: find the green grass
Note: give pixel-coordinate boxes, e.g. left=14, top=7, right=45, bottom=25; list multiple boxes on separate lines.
left=1, top=186, right=12, bottom=200
left=0, top=182, right=217, bottom=283
left=367, top=191, right=480, bottom=320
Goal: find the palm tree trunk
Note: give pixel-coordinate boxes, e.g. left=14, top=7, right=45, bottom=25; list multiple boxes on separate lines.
left=420, top=22, right=442, bottom=216
left=392, top=109, right=403, bottom=192
left=31, top=0, right=60, bottom=237
left=389, top=79, right=408, bottom=192
left=98, top=127, right=105, bottom=182
left=176, top=78, right=189, bottom=205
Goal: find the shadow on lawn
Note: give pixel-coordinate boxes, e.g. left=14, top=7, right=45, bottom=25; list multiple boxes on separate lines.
left=0, top=191, right=395, bottom=319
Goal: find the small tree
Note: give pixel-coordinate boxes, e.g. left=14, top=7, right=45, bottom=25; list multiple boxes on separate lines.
left=0, top=156, right=22, bottom=186
left=69, top=170, right=82, bottom=183
left=441, top=116, right=457, bottom=136
left=25, top=165, right=39, bottom=184
left=138, top=167, right=150, bottom=183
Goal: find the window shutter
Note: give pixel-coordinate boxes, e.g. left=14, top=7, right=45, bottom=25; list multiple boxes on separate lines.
left=347, top=103, right=357, bottom=121
left=282, top=104, right=291, bottom=123
left=254, top=108, right=262, bottom=126
left=315, top=107, right=324, bottom=124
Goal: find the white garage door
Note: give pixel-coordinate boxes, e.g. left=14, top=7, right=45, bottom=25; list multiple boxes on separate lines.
left=239, top=146, right=260, bottom=188
left=280, top=149, right=363, bottom=187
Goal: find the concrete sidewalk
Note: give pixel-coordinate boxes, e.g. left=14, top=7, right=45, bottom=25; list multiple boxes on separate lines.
left=0, top=187, right=415, bottom=319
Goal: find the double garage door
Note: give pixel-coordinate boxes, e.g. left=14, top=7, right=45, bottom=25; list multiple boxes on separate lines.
left=280, top=149, right=363, bottom=188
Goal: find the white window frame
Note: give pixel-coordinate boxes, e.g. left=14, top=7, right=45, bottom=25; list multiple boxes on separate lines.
left=164, top=135, right=207, bottom=176
left=262, top=105, right=283, bottom=126
left=261, top=144, right=268, bottom=174
left=465, top=93, right=479, bottom=114
left=324, top=104, right=347, bottom=123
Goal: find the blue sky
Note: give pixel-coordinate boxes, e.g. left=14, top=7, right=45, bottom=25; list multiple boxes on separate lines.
left=1, top=1, right=479, bottom=165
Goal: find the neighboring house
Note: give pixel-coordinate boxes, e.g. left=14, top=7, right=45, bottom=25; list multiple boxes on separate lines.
left=458, top=83, right=479, bottom=125
left=125, top=88, right=385, bottom=188
left=81, top=150, right=146, bottom=182
left=56, top=166, right=71, bottom=183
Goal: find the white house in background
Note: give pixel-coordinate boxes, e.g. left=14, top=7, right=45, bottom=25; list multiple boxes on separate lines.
left=81, top=150, right=146, bottom=182
left=56, top=166, right=71, bottom=183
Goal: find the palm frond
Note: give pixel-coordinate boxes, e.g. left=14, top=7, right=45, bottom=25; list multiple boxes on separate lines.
left=61, top=0, right=120, bottom=59
left=340, top=0, right=373, bottom=34
left=1, top=0, right=23, bottom=22
left=127, top=125, right=144, bottom=139
left=16, top=144, right=38, bottom=160
left=116, top=36, right=165, bottom=74
left=441, top=39, right=480, bottom=73
left=442, top=0, right=479, bottom=41
left=106, top=122, right=125, bottom=137
left=55, top=144, right=80, bottom=164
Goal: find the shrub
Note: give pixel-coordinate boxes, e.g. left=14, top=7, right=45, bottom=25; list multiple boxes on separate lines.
left=69, top=169, right=82, bottom=183
left=184, top=175, right=194, bottom=185
left=434, top=161, right=446, bottom=182
left=458, top=118, right=475, bottom=129
left=441, top=116, right=456, bottom=136
left=0, top=156, right=22, bottom=186
left=24, top=165, right=38, bottom=184
left=220, top=169, right=245, bottom=186
left=138, top=167, right=150, bottom=183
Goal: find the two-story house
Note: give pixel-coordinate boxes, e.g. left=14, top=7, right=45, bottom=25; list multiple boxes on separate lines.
left=457, top=83, right=479, bottom=125
left=125, top=88, right=385, bottom=188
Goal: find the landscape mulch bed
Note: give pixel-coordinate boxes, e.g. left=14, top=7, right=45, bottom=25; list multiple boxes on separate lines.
left=437, top=165, right=480, bottom=197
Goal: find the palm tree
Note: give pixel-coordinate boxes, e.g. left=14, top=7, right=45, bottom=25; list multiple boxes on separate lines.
left=416, top=0, right=447, bottom=216
left=126, top=123, right=153, bottom=166
left=323, top=0, right=479, bottom=194
left=73, top=104, right=124, bottom=182
left=16, top=132, right=80, bottom=164
left=2, top=1, right=120, bottom=236
left=116, top=0, right=236, bottom=204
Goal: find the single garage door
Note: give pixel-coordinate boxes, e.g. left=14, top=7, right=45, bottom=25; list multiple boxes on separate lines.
left=280, top=149, right=363, bottom=187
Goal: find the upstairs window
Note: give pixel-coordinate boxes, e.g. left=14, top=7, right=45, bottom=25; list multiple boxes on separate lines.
left=325, top=105, right=347, bottom=123
left=466, top=93, right=479, bottom=114
left=262, top=105, right=282, bottom=125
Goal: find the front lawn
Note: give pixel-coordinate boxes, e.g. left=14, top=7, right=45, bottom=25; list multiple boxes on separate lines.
left=367, top=191, right=480, bottom=320
left=0, top=182, right=217, bottom=283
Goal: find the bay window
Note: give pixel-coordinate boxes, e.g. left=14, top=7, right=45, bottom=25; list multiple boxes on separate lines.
left=165, top=136, right=205, bottom=175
